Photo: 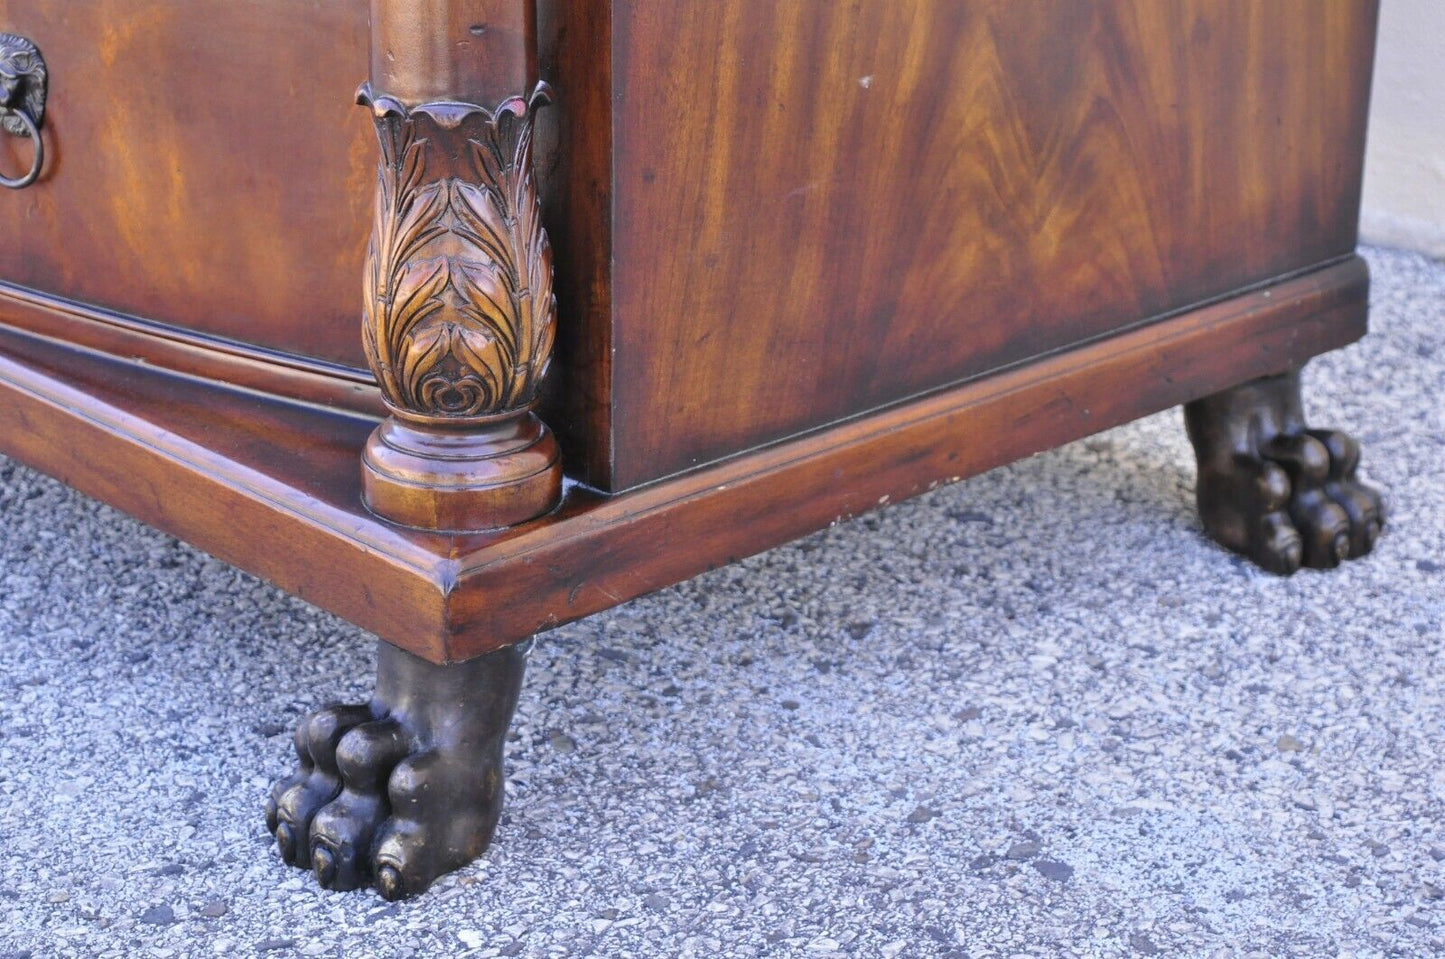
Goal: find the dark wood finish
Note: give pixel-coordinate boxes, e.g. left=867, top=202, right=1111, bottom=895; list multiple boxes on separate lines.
left=0, top=1, right=1380, bottom=494
left=0, top=0, right=374, bottom=368
left=267, top=639, right=527, bottom=900
left=0, top=257, right=1369, bottom=664
left=1185, top=367, right=1384, bottom=574
left=535, top=0, right=614, bottom=489
left=370, top=0, right=535, bottom=105
left=604, top=0, right=1379, bottom=487
left=0, top=281, right=384, bottom=415
left=0, top=320, right=458, bottom=655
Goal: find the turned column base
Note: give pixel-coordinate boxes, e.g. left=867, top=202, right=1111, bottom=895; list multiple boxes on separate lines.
left=361, top=411, right=562, bottom=532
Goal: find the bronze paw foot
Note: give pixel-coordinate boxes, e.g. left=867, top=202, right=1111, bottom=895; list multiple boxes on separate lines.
left=1184, top=367, right=1384, bottom=575
left=264, top=640, right=527, bottom=899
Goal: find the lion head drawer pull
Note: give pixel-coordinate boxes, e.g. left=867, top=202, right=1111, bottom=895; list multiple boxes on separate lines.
left=0, top=32, right=46, bottom=189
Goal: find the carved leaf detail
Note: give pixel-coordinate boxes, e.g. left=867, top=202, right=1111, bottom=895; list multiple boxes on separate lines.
left=452, top=323, right=507, bottom=409
left=453, top=259, right=516, bottom=362
left=399, top=321, right=454, bottom=408
left=388, top=257, right=450, bottom=355
left=360, top=85, right=557, bottom=419
left=450, top=180, right=511, bottom=275
left=392, top=179, right=447, bottom=270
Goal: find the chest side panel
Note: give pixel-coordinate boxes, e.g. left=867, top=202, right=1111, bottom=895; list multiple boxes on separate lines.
left=607, top=0, right=1377, bottom=487
left=0, top=0, right=373, bottom=368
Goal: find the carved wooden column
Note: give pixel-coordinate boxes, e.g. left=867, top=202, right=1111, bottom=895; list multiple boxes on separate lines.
left=358, top=0, right=561, bottom=530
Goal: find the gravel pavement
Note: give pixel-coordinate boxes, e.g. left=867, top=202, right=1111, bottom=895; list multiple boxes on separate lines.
left=0, top=247, right=1442, bottom=957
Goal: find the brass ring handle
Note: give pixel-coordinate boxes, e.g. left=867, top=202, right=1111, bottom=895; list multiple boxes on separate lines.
left=0, top=101, right=41, bottom=189
left=0, top=32, right=47, bottom=191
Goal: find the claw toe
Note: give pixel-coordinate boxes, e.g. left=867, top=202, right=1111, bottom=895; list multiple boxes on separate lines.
left=336, top=719, right=408, bottom=788
left=275, top=821, right=298, bottom=863
left=1255, top=461, right=1292, bottom=510
left=1292, top=493, right=1351, bottom=569
left=308, top=805, right=378, bottom=891
left=312, top=843, right=339, bottom=887
left=1255, top=512, right=1303, bottom=575
left=377, top=864, right=405, bottom=902
left=1331, top=529, right=1350, bottom=564
left=1264, top=434, right=1332, bottom=485
left=1310, top=428, right=1361, bottom=478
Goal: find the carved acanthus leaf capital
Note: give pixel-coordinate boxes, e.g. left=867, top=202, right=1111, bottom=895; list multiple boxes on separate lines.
left=359, top=82, right=555, bottom=423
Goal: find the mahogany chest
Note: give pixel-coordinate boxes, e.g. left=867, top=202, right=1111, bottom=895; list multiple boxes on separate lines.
left=0, top=1, right=1383, bottom=898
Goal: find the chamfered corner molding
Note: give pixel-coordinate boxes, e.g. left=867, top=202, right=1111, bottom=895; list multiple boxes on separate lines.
left=356, top=80, right=562, bottom=532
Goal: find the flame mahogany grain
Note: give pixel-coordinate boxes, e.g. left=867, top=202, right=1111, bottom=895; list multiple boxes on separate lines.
left=0, top=1, right=1379, bottom=492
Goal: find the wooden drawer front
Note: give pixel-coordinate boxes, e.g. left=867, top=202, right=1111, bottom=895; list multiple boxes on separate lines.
left=0, top=0, right=372, bottom=369
left=605, top=0, right=1378, bottom=488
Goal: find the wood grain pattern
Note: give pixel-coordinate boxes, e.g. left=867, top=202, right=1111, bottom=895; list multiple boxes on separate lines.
left=0, top=0, right=374, bottom=368
left=0, top=258, right=1368, bottom=663
left=443, top=256, right=1370, bottom=658
left=606, top=0, right=1378, bottom=487
left=535, top=0, right=615, bottom=489
left=0, top=280, right=384, bottom=415
left=0, top=0, right=1379, bottom=495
